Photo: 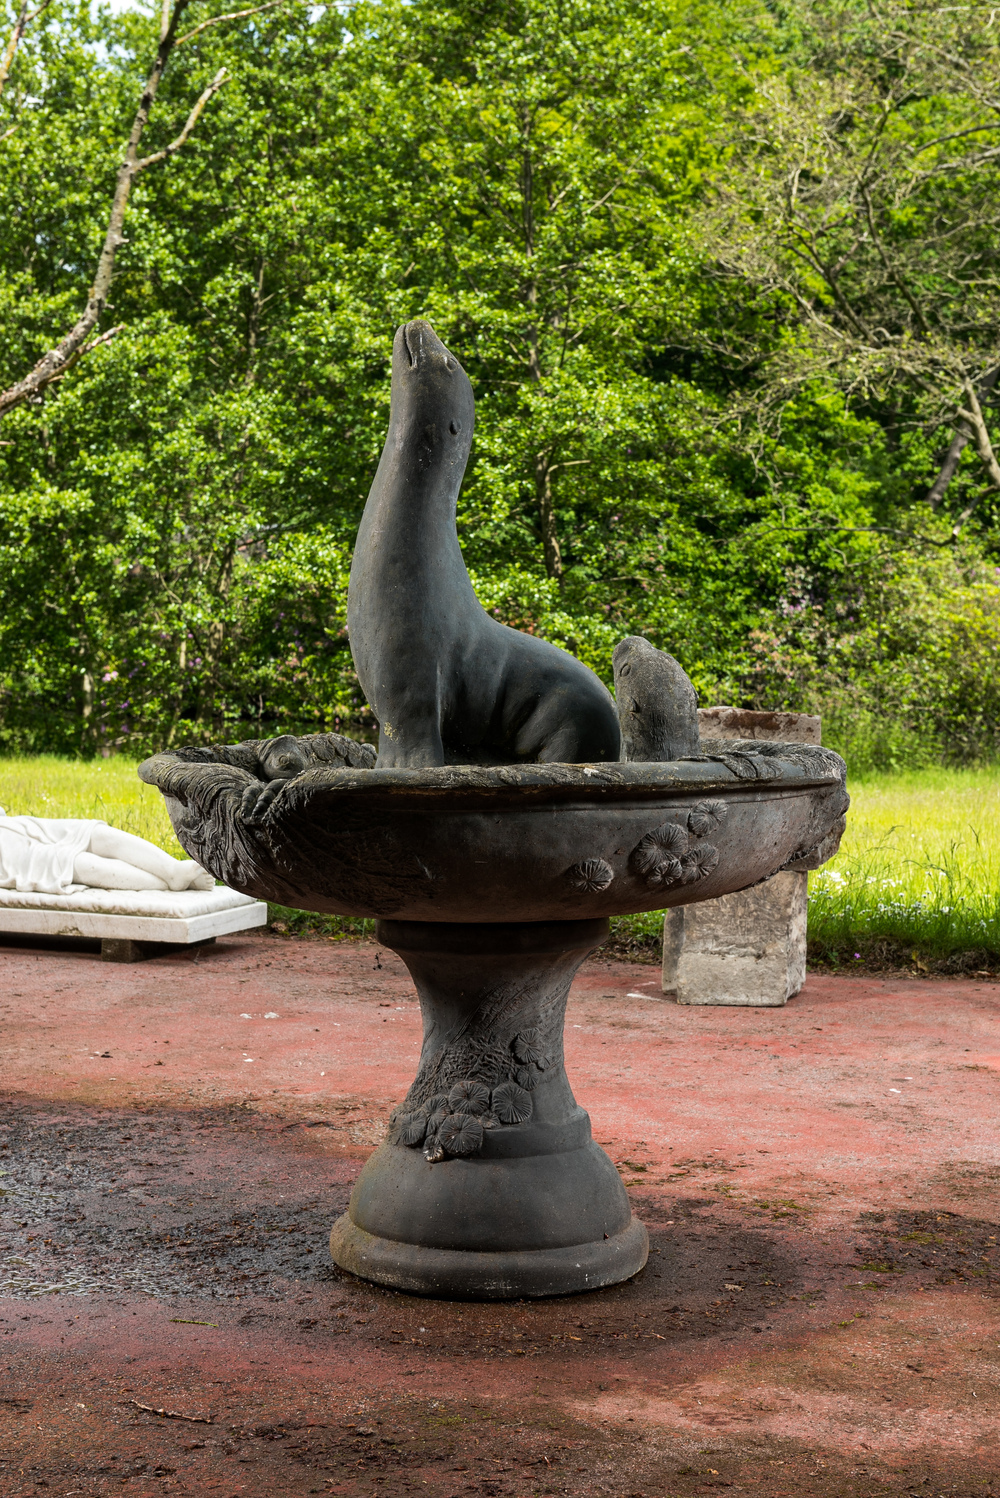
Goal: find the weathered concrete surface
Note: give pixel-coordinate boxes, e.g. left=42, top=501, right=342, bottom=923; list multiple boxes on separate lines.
left=696, top=708, right=822, bottom=744
left=663, top=710, right=823, bottom=1006
left=1, top=930, right=999, bottom=1496
left=663, top=872, right=808, bottom=1007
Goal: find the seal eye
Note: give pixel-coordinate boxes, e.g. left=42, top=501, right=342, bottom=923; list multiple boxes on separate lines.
left=445, top=357, right=456, bottom=371
left=449, top=419, right=461, bottom=435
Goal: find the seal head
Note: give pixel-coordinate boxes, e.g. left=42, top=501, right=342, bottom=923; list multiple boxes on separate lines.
left=613, top=636, right=700, bottom=762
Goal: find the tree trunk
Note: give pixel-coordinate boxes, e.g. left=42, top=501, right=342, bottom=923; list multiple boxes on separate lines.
left=80, top=669, right=95, bottom=753
left=535, top=452, right=562, bottom=582
left=926, top=367, right=999, bottom=507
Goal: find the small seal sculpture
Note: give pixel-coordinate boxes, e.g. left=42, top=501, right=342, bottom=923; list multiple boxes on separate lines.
left=348, top=319, right=621, bottom=767
left=612, top=635, right=700, bottom=762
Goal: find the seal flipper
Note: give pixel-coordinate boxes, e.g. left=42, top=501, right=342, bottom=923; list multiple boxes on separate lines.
left=612, top=636, right=700, bottom=762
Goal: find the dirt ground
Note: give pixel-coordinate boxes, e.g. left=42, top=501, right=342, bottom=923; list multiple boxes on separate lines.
left=1, top=930, right=998, bottom=1497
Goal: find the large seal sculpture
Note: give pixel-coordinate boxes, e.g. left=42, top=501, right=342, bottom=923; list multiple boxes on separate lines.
left=347, top=319, right=621, bottom=768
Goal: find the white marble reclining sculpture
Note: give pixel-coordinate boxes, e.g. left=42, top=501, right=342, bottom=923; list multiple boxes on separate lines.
left=0, top=812, right=215, bottom=894
left=0, top=811, right=266, bottom=961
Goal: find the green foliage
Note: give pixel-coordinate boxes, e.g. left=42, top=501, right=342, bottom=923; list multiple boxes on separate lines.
left=743, top=549, right=1000, bottom=771
left=0, top=0, right=997, bottom=765
left=0, top=752, right=184, bottom=849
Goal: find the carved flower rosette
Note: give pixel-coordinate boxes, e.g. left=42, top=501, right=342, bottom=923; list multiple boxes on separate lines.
left=388, top=1025, right=554, bottom=1161
left=630, top=799, right=727, bottom=890
left=560, top=800, right=728, bottom=903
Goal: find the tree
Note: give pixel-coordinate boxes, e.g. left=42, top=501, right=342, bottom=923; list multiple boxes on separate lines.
left=3, top=0, right=996, bottom=766
left=0, top=0, right=285, bottom=420
left=692, top=0, right=1000, bottom=538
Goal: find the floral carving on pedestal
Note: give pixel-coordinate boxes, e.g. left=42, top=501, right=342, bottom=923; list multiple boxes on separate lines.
left=512, top=1028, right=546, bottom=1067
left=386, top=994, right=553, bottom=1168
left=448, top=1080, right=491, bottom=1115
left=391, top=1063, right=542, bottom=1159
left=395, top=1110, right=430, bottom=1146
left=389, top=1014, right=556, bottom=1159
left=436, top=1113, right=485, bottom=1158
left=491, top=1081, right=533, bottom=1124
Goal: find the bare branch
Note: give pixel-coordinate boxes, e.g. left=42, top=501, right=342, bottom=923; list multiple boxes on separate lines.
left=926, top=366, right=1000, bottom=507
left=949, top=488, right=991, bottom=539
left=0, top=0, right=252, bottom=421
left=136, top=67, right=228, bottom=169
left=175, top=0, right=285, bottom=47
left=0, top=0, right=52, bottom=105
left=859, top=182, right=930, bottom=335
left=926, top=420, right=973, bottom=509
left=32, top=325, right=126, bottom=396
left=79, top=324, right=125, bottom=358
left=959, top=377, right=1000, bottom=489
left=747, top=521, right=957, bottom=549
left=0, top=0, right=194, bottom=416
left=912, top=121, right=1000, bottom=154
left=586, top=179, right=622, bottom=215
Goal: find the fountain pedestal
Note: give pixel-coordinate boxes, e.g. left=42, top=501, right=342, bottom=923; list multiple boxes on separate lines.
left=329, top=918, right=648, bottom=1298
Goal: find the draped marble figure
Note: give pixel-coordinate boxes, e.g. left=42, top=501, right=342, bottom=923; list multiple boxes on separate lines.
left=0, top=813, right=214, bottom=895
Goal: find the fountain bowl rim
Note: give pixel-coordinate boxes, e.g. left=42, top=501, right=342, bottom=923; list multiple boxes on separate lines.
left=138, top=742, right=845, bottom=806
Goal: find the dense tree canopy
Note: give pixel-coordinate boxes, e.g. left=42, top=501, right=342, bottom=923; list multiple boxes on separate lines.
left=0, top=0, right=998, bottom=767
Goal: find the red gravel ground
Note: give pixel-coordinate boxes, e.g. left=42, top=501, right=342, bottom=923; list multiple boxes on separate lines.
left=1, top=930, right=999, bottom=1498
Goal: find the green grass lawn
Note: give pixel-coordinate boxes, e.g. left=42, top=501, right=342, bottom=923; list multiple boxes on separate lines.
left=0, top=755, right=183, bottom=852
left=2, top=756, right=997, bottom=966
left=807, top=766, right=1000, bottom=967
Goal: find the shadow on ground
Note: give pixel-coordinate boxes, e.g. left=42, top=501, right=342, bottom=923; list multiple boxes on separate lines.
left=2, top=935, right=999, bottom=1495
left=2, top=1099, right=998, bottom=1497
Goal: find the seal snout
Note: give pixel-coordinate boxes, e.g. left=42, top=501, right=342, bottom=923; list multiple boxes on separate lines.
left=397, top=318, right=458, bottom=373
left=400, top=320, right=421, bottom=369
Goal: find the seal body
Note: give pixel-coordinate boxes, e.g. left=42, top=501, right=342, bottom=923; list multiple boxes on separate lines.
left=612, top=636, right=700, bottom=762
left=347, top=320, right=621, bottom=768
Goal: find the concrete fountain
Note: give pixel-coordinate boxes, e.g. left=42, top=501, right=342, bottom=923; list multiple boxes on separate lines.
left=139, top=320, right=847, bottom=1301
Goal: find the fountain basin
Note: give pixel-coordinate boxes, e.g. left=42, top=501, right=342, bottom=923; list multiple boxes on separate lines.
left=138, top=742, right=847, bottom=923
left=138, top=739, right=846, bottom=1298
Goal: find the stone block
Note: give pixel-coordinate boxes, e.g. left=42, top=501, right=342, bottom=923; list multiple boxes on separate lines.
left=662, top=871, right=807, bottom=1006
left=696, top=706, right=821, bottom=743
left=0, top=884, right=267, bottom=957
left=661, top=707, right=826, bottom=1006
left=100, top=935, right=218, bottom=964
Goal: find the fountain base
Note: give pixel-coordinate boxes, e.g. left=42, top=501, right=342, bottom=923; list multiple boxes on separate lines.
left=330, top=1214, right=648, bottom=1300
left=329, top=918, right=648, bottom=1299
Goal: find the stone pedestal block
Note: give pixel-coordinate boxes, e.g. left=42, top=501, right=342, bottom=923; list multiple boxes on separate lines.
left=696, top=706, right=821, bottom=744
left=0, top=884, right=267, bottom=955
left=662, top=871, right=807, bottom=1006
left=661, top=707, right=823, bottom=1007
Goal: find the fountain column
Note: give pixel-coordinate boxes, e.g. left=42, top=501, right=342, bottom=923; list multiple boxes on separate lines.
left=330, top=918, right=649, bottom=1298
